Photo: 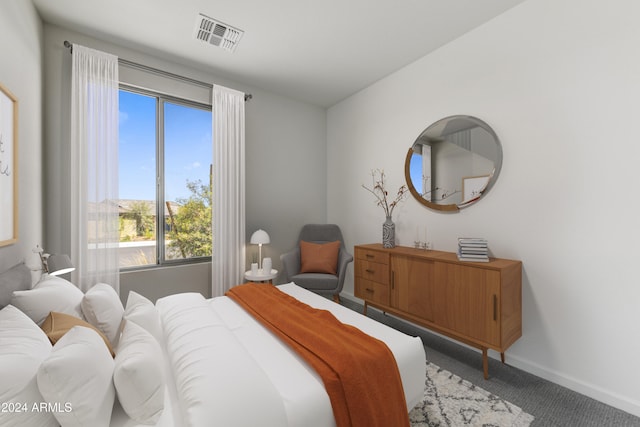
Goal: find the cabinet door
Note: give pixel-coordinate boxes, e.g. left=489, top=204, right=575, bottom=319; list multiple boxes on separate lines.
left=390, top=256, right=434, bottom=321
left=433, top=262, right=501, bottom=346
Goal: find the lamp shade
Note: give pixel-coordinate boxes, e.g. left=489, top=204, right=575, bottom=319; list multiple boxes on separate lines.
left=47, top=254, right=76, bottom=276
left=250, top=229, right=270, bottom=245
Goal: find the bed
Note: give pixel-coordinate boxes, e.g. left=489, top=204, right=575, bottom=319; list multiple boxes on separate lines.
left=0, top=262, right=426, bottom=427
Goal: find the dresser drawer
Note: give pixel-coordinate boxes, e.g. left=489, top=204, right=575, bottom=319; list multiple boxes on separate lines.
left=355, top=260, right=389, bottom=285
left=355, top=278, right=389, bottom=306
left=355, top=247, right=389, bottom=265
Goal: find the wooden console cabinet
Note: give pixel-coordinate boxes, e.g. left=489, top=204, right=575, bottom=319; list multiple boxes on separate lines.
left=354, top=243, right=522, bottom=379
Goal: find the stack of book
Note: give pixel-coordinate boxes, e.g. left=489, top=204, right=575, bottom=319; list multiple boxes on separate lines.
left=457, top=238, right=489, bottom=262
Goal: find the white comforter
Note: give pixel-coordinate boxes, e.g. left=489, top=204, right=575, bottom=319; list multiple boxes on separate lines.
left=111, top=283, right=426, bottom=427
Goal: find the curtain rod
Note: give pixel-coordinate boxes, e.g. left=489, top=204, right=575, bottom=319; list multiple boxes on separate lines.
left=63, top=40, right=252, bottom=102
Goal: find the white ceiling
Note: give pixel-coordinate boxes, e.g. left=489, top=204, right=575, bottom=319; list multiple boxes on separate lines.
left=32, top=0, right=527, bottom=107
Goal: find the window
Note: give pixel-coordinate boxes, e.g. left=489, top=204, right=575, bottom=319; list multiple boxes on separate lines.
left=118, top=87, right=212, bottom=268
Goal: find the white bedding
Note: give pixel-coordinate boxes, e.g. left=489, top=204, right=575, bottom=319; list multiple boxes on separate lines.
left=110, top=283, right=426, bottom=427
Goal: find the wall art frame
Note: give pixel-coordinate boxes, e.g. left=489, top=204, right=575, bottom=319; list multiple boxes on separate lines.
left=462, top=175, right=490, bottom=205
left=0, top=82, right=18, bottom=247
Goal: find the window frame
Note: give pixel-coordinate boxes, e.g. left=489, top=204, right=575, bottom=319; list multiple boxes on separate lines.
left=119, top=84, right=213, bottom=271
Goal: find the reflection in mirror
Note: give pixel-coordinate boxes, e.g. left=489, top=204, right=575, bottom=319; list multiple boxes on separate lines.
left=405, top=116, right=502, bottom=211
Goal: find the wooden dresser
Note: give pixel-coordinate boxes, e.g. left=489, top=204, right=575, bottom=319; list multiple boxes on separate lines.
left=354, top=243, right=522, bottom=379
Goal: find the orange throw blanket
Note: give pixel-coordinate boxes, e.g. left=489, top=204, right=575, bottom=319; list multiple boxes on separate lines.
left=226, top=283, right=410, bottom=427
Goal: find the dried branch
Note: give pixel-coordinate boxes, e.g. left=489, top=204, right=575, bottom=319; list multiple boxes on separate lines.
left=362, top=169, right=408, bottom=218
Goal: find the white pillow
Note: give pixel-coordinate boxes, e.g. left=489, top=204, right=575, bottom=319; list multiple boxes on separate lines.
left=11, top=278, right=84, bottom=325
left=81, top=283, right=124, bottom=346
left=124, top=291, right=163, bottom=343
left=0, top=305, right=57, bottom=427
left=35, top=275, right=74, bottom=288
left=37, top=326, right=115, bottom=427
left=114, top=321, right=165, bottom=424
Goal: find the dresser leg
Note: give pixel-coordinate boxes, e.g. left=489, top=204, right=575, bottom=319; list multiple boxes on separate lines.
left=501, top=352, right=505, bottom=364
left=482, top=348, right=489, bottom=379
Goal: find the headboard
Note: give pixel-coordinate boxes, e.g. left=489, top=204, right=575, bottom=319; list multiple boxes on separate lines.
left=0, top=263, right=32, bottom=308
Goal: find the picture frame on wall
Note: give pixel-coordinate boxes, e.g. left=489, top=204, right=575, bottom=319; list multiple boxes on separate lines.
left=462, top=175, right=490, bottom=204
left=0, top=82, right=18, bottom=247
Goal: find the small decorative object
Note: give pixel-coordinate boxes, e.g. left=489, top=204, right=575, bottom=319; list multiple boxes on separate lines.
left=414, top=226, right=432, bottom=250
left=362, top=169, right=408, bottom=248
left=457, top=237, right=489, bottom=262
left=383, top=216, right=395, bottom=248
left=251, top=263, right=259, bottom=275
left=262, top=257, right=272, bottom=273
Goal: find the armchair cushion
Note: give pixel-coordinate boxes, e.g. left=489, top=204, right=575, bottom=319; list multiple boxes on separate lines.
left=299, top=240, right=340, bottom=275
left=291, top=273, right=338, bottom=291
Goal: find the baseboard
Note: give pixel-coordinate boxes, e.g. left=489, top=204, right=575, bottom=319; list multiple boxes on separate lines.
left=340, top=292, right=640, bottom=419
left=506, top=355, right=640, bottom=418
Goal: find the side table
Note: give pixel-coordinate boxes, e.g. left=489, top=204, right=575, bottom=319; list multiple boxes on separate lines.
left=244, top=269, right=278, bottom=284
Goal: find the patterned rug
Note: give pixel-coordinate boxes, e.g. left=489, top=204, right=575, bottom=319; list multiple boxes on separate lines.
left=409, top=362, right=535, bottom=427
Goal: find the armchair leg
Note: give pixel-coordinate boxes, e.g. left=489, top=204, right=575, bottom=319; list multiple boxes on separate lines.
left=333, top=294, right=341, bottom=303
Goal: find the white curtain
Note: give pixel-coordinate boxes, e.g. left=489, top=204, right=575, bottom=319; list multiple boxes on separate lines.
left=70, top=44, right=120, bottom=293
left=212, top=85, right=245, bottom=296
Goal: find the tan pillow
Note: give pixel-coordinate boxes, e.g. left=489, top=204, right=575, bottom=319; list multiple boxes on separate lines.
left=41, top=311, right=115, bottom=357
left=299, top=240, right=341, bottom=275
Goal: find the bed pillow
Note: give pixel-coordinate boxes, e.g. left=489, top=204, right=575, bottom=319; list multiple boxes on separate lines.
left=114, top=321, right=165, bottom=424
left=0, top=263, right=32, bottom=309
left=37, top=326, right=115, bottom=427
left=123, top=291, right=163, bottom=344
left=41, top=311, right=115, bottom=357
left=35, top=275, right=88, bottom=292
left=0, top=305, right=58, bottom=427
left=299, top=240, right=341, bottom=274
left=35, top=275, right=75, bottom=288
left=81, top=283, right=124, bottom=346
left=11, top=278, right=84, bottom=325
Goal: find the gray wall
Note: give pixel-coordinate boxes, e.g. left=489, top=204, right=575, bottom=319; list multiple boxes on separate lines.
left=0, top=1, right=43, bottom=281
left=42, top=23, right=327, bottom=298
left=245, top=92, right=327, bottom=282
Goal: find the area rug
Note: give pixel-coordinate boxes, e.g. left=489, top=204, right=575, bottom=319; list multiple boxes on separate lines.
left=409, top=362, right=535, bottom=427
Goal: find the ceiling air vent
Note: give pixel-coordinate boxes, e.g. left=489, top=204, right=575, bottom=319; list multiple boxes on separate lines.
left=194, top=14, right=243, bottom=53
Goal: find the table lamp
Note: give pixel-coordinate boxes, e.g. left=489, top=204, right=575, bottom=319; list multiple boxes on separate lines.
left=250, top=229, right=270, bottom=270
left=34, top=245, right=76, bottom=277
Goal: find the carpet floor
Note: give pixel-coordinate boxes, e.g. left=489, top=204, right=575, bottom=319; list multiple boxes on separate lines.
left=340, top=298, right=640, bottom=427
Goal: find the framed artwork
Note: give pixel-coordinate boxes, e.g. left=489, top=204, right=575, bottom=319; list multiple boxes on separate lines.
left=0, top=82, right=18, bottom=247
left=462, top=175, right=490, bottom=203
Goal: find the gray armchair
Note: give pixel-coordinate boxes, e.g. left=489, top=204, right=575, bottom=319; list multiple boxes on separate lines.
left=280, top=224, right=353, bottom=302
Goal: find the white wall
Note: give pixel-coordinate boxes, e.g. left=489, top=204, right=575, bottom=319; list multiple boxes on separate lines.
left=327, top=0, right=640, bottom=417
left=42, top=24, right=327, bottom=297
left=0, top=1, right=43, bottom=278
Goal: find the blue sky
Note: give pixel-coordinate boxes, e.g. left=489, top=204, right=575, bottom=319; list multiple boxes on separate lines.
left=118, top=90, right=212, bottom=202
left=409, top=152, right=423, bottom=194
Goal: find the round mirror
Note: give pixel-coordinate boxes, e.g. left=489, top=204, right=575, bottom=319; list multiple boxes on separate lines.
left=404, top=115, right=502, bottom=211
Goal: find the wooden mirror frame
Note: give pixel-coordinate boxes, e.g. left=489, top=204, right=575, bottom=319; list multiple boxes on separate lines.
left=404, top=115, right=502, bottom=212
left=404, top=148, right=459, bottom=212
